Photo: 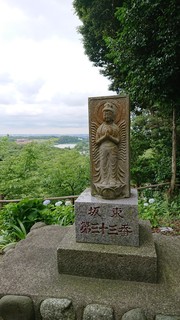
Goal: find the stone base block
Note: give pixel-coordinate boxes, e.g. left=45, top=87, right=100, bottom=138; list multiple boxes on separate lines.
left=0, top=295, right=34, bottom=320
left=57, top=220, right=157, bottom=283
left=75, top=188, right=139, bottom=247
left=40, top=298, right=75, bottom=320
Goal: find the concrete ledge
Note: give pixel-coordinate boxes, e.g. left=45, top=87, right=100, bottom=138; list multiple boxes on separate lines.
left=57, top=220, right=157, bottom=283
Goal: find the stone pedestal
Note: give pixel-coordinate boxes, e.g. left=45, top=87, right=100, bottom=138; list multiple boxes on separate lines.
left=58, top=189, right=157, bottom=283
left=57, top=220, right=157, bottom=283
left=75, top=188, right=139, bottom=247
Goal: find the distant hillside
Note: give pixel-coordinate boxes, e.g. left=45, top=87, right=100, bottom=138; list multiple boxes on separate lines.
left=55, top=136, right=88, bottom=144
left=2, top=134, right=88, bottom=143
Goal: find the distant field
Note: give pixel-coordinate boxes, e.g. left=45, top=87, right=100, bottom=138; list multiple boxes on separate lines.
left=1, top=134, right=89, bottom=144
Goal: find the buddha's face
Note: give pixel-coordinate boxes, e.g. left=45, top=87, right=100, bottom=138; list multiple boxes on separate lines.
left=103, top=110, right=114, bottom=123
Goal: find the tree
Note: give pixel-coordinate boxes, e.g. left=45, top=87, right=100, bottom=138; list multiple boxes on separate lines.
left=73, top=0, right=180, bottom=194
left=0, top=139, right=90, bottom=199
left=45, top=149, right=90, bottom=196
left=73, top=0, right=121, bottom=67
left=130, top=110, right=180, bottom=187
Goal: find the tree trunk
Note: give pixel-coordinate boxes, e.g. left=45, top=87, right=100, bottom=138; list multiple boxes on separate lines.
left=169, top=107, right=177, bottom=196
left=0, top=194, right=4, bottom=209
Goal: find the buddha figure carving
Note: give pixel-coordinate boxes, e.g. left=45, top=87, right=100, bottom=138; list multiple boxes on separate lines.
left=90, top=100, right=129, bottom=200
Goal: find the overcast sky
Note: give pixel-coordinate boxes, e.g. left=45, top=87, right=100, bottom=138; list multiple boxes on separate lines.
left=0, top=0, right=115, bottom=135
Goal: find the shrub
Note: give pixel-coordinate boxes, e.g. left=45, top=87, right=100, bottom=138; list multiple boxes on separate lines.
left=138, top=191, right=180, bottom=227
left=0, top=198, right=75, bottom=249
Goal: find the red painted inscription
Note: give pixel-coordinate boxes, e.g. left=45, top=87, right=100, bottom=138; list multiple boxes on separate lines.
left=87, top=206, right=124, bottom=218
left=80, top=222, right=132, bottom=236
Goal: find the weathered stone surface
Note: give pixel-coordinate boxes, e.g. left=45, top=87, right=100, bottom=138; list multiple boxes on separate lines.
left=58, top=220, right=157, bottom=283
left=0, top=225, right=179, bottom=319
left=83, top=304, right=114, bottom=320
left=155, top=315, right=180, bottom=320
left=30, top=222, right=46, bottom=231
left=0, top=295, right=34, bottom=320
left=88, top=96, right=130, bottom=199
left=40, top=298, right=75, bottom=320
left=75, top=188, right=139, bottom=246
left=122, top=308, right=147, bottom=320
left=153, top=234, right=180, bottom=293
left=89, top=95, right=130, bottom=199
left=3, top=243, right=16, bottom=253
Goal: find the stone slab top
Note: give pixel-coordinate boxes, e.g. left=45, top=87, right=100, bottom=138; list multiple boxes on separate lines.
left=0, top=224, right=180, bottom=319
left=75, top=188, right=138, bottom=206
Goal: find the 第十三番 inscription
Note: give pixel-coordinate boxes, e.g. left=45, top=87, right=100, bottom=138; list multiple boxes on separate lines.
left=80, top=221, right=132, bottom=236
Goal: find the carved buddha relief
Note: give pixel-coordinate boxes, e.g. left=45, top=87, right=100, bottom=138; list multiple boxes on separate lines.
left=89, top=96, right=130, bottom=199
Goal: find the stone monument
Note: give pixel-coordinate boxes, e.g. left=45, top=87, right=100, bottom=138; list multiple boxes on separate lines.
left=57, top=95, right=157, bottom=283
left=89, top=96, right=130, bottom=200
left=75, top=95, right=139, bottom=247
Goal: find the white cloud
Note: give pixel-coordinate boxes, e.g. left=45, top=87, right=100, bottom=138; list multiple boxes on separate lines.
left=5, top=104, right=43, bottom=116
left=0, top=0, right=115, bottom=135
left=0, top=72, right=12, bottom=85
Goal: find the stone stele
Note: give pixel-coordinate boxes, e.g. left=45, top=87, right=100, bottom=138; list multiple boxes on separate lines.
left=58, top=95, right=157, bottom=283
left=88, top=95, right=130, bottom=200
left=75, top=188, right=139, bottom=247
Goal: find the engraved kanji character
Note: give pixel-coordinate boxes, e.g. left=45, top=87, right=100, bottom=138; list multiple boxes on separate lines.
left=91, top=223, right=100, bottom=234
left=119, top=224, right=132, bottom=236
left=99, top=222, right=108, bottom=235
left=80, top=221, right=91, bottom=233
left=108, top=224, right=118, bottom=235
left=88, top=206, right=101, bottom=216
left=111, top=207, right=124, bottom=218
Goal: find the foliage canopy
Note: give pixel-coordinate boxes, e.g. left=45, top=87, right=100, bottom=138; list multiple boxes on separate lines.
left=73, top=0, right=180, bottom=194
left=0, top=138, right=90, bottom=199
left=74, top=0, right=180, bottom=111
